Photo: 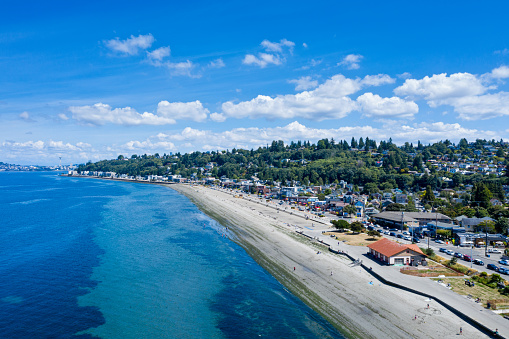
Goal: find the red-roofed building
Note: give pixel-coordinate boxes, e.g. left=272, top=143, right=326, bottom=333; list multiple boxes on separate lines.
left=367, top=238, right=425, bottom=266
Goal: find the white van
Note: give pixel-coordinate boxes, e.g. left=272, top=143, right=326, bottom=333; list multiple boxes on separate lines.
left=460, top=241, right=473, bottom=247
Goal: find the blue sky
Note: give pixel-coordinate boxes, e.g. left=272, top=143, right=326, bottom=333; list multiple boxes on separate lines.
left=2, top=1, right=509, bottom=165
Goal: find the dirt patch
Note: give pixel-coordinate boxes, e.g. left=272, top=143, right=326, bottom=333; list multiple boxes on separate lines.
left=323, top=231, right=381, bottom=246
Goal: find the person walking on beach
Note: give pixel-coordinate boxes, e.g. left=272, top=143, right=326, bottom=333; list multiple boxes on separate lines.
left=459, top=327, right=462, bottom=335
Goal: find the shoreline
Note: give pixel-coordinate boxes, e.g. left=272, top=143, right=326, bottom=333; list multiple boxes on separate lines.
left=169, top=184, right=490, bottom=339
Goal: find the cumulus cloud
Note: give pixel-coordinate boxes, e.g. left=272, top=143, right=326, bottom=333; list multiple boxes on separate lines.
left=210, top=113, right=226, bottom=122
left=394, top=68, right=509, bottom=120
left=243, top=39, right=294, bottom=68
left=147, top=46, right=171, bottom=62
left=394, top=72, right=487, bottom=106
left=69, top=103, right=176, bottom=126
left=58, top=113, right=69, bottom=120
left=127, top=120, right=499, bottom=154
left=338, top=54, right=363, bottom=70
left=156, top=100, right=209, bottom=122
left=243, top=53, right=282, bottom=68
left=303, top=42, right=308, bottom=48
left=208, top=58, right=225, bottom=68
left=447, top=92, right=509, bottom=120
left=288, top=76, right=318, bottom=91
left=488, top=65, right=509, bottom=79
left=221, top=73, right=395, bottom=121
left=260, top=39, right=295, bottom=53
left=105, top=34, right=155, bottom=55
left=357, top=93, right=418, bottom=119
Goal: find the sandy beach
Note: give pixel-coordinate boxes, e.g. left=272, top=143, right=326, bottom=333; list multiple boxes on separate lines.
left=170, top=184, right=490, bottom=339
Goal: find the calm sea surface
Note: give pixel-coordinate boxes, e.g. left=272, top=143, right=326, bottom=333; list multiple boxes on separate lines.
left=0, top=172, right=343, bottom=338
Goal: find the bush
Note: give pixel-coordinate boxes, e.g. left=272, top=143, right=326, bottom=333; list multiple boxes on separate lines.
left=480, top=271, right=488, bottom=277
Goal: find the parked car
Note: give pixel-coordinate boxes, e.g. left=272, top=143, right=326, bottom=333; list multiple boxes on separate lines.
left=397, top=234, right=404, bottom=239
left=488, top=248, right=502, bottom=254
left=463, top=255, right=472, bottom=262
left=498, top=267, right=509, bottom=275
left=473, top=259, right=484, bottom=266
left=412, top=237, right=421, bottom=243
left=389, top=232, right=397, bottom=237
left=383, top=230, right=390, bottom=235
left=499, top=259, right=509, bottom=266
left=439, top=248, right=447, bottom=253
left=389, top=228, right=399, bottom=232
left=454, top=252, right=464, bottom=259
left=445, top=250, right=454, bottom=255
left=402, top=231, right=410, bottom=235
left=435, top=239, right=444, bottom=244
left=404, top=236, right=412, bottom=241
left=487, top=264, right=499, bottom=271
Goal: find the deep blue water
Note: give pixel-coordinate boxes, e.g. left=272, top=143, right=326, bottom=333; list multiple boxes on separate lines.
left=0, top=172, right=343, bottom=338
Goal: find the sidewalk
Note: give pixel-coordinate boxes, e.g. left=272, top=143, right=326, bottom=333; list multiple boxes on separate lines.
left=303, top=229, right=508, bottom=339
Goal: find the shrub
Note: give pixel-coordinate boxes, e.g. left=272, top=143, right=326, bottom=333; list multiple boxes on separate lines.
left=480, top=271, right=488, bottom=277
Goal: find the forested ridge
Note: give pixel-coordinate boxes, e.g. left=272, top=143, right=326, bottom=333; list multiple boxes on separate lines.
left=78, top=137, right=509, bottom=193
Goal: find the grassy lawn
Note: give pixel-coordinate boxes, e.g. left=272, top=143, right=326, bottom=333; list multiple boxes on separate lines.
left=401, top=266, right=462, bottom=277
left=323, top=231, right=381, bottom=246
left=431, top=277, right=508, bottom=308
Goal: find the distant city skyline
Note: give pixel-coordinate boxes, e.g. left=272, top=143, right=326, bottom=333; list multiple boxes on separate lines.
left=2, top=1, right=509, bottom=165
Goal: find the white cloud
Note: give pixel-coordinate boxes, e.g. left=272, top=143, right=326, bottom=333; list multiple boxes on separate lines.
left=69, top=103, right=176, bottom=126
left=488, top=65, right=509, bottom=79
left=166, top=60, right=197, bottom=77
left=303, top=42, right=308, bottom=48
left=243, top=53, right=282, bottom=68
left=397, top=72, right=412, bottom=79
left=123, top=139, right=176, bottom=151
left=132, top=120, right=499, bottom=154
left=147, top=46, right=171, bottom=61
left=210, top=112, right=226, bottom=122
left=260, top=39, right=295, bottom=53
left=357, top=93, right=418, bottom=119
left=243, top=39, right=294, bottom=68
left=208, top=58, right=225, bottom=68
left=288, top=76, right=318, bottom=91
left=105, top=34, right=155, bottom=55
left=447, top=92, right=509, bottom=120
left=19, top=111, right=32, bottom=121
left=221, top=73, right=396, bottom=121
left=394, top=68, right=509, bottom=120
left=58, top=113, right=69, bottom=120
left=394, top=72, right=487, bottom=106
left=156, top=100, right=209, bottom=122
left=338, top=54, right=363, bottom=70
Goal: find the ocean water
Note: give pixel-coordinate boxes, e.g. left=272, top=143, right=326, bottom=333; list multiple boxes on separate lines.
left=0, top=172, right=343, bottom=338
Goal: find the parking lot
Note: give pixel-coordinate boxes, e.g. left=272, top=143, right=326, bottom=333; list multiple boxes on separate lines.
left=374, top=225, right=508, bottom=277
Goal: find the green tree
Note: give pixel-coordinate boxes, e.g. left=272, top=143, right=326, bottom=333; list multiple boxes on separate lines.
left=422, top=185, right=435, bottom=203
left=343, top=204, right=357, bottom=217
left=386, top=203, right=405, bottom=211
left=471, top=182, right=493, bottom=209
left=331, top=219, right=349, bottom=230
left=367, top=230, right=381, bottom=238
left=495, top=217, right=509, bottom=235
left=350, top=221, right=364, bottom=233
left=476, top=220, right=496, bottom=234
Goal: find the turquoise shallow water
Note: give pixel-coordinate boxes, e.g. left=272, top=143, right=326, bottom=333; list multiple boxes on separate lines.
left=0, top=172, right=343, bottom=338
